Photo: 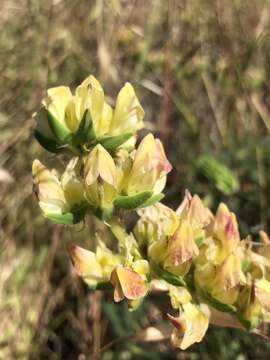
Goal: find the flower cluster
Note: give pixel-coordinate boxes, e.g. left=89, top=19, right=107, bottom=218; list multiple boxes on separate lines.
left=33, top=75, right=270, bottom=350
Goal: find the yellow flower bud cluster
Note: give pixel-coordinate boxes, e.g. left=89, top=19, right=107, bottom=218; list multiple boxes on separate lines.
left=32, top=76, right=270, bottom=351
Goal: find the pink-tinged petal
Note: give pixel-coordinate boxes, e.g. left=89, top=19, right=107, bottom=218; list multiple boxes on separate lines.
left=165, top=221, right=199, bottom=267
left=110, top=266, right=147, bottom=302
left=213, top=203, right=240, bottom=251
left=168, top=303, right=210, bottom=350
left=167, top=313, right=184, bottom=332
left=155, top=139, right=172, bottom=174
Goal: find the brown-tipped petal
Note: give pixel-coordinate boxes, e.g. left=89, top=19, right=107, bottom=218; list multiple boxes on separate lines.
left=110, top=266, right=147, bottom=302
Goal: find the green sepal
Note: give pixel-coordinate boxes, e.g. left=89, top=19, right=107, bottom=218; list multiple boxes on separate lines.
left=87, top=281, right=113, bottom=290
left=197, top=286, right=236, bottom=313
left=34, top=130, right=61, bottom=153
left=72, top=109, right=95, bottom=145
left=151, top=261, right=186, bottom=287
left=91, top=205, right=114, bottom=221
left=98, top=132, right=133, bottom=150
left=45, top=206, right=87, bottom=225
left=195, top=234, right=205, bottom=247
left=137, top=193, right=164, bottom=208
left=47, top=110, right=72, bottom=144
left=236, top=313, right=252, bottom=331
left=241, top=258, right=250, bottom=273
left=114, top=191, right=153, bottom=210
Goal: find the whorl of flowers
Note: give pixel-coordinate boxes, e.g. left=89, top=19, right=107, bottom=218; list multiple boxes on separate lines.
left=32, top=75, right=270, bottom=350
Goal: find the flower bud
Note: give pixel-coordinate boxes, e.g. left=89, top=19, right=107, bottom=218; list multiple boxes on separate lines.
left=213, top=203, right=240, bottom=254
left=84, top=144, right=117, bottom=216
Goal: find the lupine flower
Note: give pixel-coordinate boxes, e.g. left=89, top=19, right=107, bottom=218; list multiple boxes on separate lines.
left=32, top=158, right=86, bottom=224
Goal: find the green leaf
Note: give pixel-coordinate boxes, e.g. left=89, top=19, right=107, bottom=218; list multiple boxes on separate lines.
left=98, top=132, right=133, bottom=150
left=137, top=193, right=164, bottom=208
left=151, top=261, right=186, bottom=287
left=34, top=130, right=60, bottom=153
left=196, top=155, right=239, bottom=195
left=72, top=109, right=95, bottom=144
left=114, top=191, right=153, bottom=210
left=47, top=110, right=72, bottom=144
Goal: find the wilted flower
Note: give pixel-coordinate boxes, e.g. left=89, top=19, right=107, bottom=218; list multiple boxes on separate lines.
left=168, top=303, right=210, bottom=350
left=110, top=265, right=148, bottom=303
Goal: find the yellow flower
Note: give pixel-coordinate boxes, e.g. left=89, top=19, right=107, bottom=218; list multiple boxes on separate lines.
left=255, top=278, right=270, bottom=313
left=77, top=75, right=112, bottom=137
left=126, top=134, right=172, bottom=195
left=84, top=144, right=117, bottom=212
left=32, top=158, right=85, bottom=224
left=169, top=286, right=192, bottom=309
left=35, top=75, right=144, bottom=152
left=176, top=191, right=213, bottom=232
left=164, top=220, right=199, bottom=276
left=109, top=82, right=144, bottom=135
left=67, top=242, right=120, bottom=287
left=211, top=253, right=243, bottom=305
left=134, top=202, right=179, bottom=247
left=177, top=192, right=213, bottom=247
left=168, top=303, right=210, bottom=350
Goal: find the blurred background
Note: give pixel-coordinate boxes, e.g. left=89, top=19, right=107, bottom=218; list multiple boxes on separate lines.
left=1, top=0, right=270, bottom=359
